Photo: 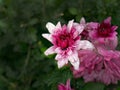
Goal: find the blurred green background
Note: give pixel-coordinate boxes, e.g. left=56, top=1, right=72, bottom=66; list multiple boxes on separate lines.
left=0, top=0, right=120, bottom=90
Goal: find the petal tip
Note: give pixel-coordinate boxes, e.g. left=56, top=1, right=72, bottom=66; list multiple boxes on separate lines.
left=46, top=22, right=55, bottom=33
left=80, top=17, right=86, bottom=24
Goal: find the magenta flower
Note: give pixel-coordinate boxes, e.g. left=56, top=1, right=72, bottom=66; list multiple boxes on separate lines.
left=71, top=17, right=120, bottom=84
left=58, top=79, right=74, bottom=90
left=78, top=17, right=94, bottom=39
left=89, top=17, right=118, bottom=44
left=42, top=20, right=94, bottom=70
left=72, top=48, right=120, bottom=85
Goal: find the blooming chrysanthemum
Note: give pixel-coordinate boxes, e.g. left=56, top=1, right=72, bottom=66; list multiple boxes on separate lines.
left=89, top=17, right=118, bottom=44
left=71, top=17, right=120, bottom=85
left=42, top=20, right=94, bottom=70
left=87, top=17, right=118, bottom=50
left=58, top=79, right=74, bottom=90
left=72, top=47, right=120, bottom=85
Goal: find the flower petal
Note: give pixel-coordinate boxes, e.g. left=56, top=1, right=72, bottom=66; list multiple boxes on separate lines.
left=55, top=54, right=62, bottom=60
left=73, top=30, right=79, bottom=39
left=57, top=59, right=68, bottom=68
left=55, top=47, right=62, bottom=54
left=111, top=26, right=118, bottom=31
left=80, top=17, right=86, bottom=24
left=66, top=79, right=71, bottom=89
left=97, top=48, right=115, bottom=61
left=104, top=17, right=111, bottom=24
left=87, top=22, right=99, bottom=29
left=68, top=52, right=80, bottom=70
left=46, top=22, right=55, bottom=33
left=58, top=79, right=73, bottom=90
left=55, top=22, right=61, bottom=30
left=73, top=22, right=79, bottom=26
left=110, top=36, right=118, bottom=49
left=67, top=49, right=73, bottom=55
left=71, top=60, right=80, bottom=70
left=42, top=34, right=52, bottom=42
left=77, top=40, right=94, bottom=50
left=67, top=20, right=74, bottom=32
left=75, top=24, right=84, bottom=34
left=44, top=46, right=55, bottom=55
left=58, top=84, right=66, bottom=90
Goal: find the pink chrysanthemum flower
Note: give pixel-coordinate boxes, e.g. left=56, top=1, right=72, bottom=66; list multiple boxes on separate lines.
left=42, top=20, right=94, bottom=70
left=58, top=79, right=74, bottom=90
left=71, top=17, right=120, bottom=84
left=78, top=17, right=94, bottom=39
left=72, top=47, right=120, bottom=85
left=89, top=17, right=118, bottom=44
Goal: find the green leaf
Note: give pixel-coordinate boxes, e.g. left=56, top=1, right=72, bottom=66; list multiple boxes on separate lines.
left=82, top=82, right=105, bottom=90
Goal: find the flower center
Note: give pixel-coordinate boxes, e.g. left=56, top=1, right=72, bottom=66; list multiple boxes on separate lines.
left=57, top=33, right=73, bottom=50
left=52, top=26, right=79, bottom=50
left=98, top=23, right=112, bottom=37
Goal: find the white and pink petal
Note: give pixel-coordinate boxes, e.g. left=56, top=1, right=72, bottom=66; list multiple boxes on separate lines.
left=46, top=22, right=56, bottom=33
left=80, top=17, right=86, bottom=24
left=42, top=34, right=52, bottom=42
left=44, top=46, right=56, bottom=55
left=57, top=59, right=68, bottom=68
left=55, top=47, right=62, bottom=54
left=67, top=20, right=74, bottom=32
left=77, top=40, right=94, bottom=50
left=75, top=25, right=84, bottom=34
left=55, top=54, right=62, bottom=60
left=55, top=22, right=62, bottom=30
left=68, top=52, right=80, bottom=70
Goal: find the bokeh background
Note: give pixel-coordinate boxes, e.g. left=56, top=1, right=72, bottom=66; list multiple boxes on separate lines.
left=0, top=0, right=120, bottom=90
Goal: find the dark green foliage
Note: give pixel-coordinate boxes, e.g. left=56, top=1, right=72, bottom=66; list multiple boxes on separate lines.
left=0, top=0, right=120, bottom=90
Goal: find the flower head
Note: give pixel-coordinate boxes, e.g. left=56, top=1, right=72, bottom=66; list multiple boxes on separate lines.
left=97, top=17, right=117, bottom=37
left=58, top=79, right=74, bottom=90
left=89, top=17, right=118, bottom=44
left=72, top=47, right=120, bottom=85
left=71, top=17, right=120, bottom=84
left=42, top=20, right=94, bottom=70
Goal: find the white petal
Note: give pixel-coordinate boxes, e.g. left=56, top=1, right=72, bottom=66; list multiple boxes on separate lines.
left=80, top=17, right=86, bottom=24
left=42, top=34, right=52, bottom=42
left=68, top=52, right=80, bottom=70
left=73, top=22, right=79, bottom=26
left=73, top=30, right=79, bottom=39
left=67, top=20, right=74, bottom=32
left=55, top=54, right=62, bottom=60
left=78, top=40, right=94, bottom=50
left=75, top=40, right=81, bottom=49
left=55, top=22, right=61, bottom=30
left=46, top=22, right=55, bottom=33
left=71, top=60, right=80, bottom=70
left=44, top=46, right=55, bottom=55
left=67, top=50, right=73, bottom=55
left=55, top=47, right=62, bottom=53
left=68, top=52, right=79, bottom=62
left=75, top=25, right=84, bottom=34
left=57, top=59, right=68, bottom=68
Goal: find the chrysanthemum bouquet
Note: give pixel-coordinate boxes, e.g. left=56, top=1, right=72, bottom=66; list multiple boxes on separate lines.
left=42, top=17, right=120, bottom=90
